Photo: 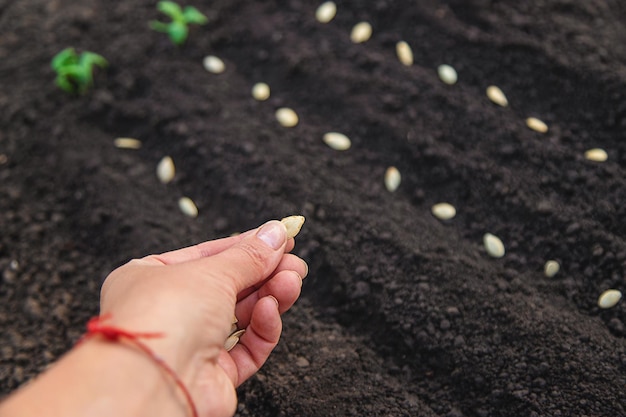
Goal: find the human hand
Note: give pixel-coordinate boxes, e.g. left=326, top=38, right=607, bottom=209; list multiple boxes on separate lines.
left=99, top=220, right=308, bottom=417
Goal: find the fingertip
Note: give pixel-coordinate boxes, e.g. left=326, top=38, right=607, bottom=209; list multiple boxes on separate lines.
left=256, top=220, right=287, bottom=251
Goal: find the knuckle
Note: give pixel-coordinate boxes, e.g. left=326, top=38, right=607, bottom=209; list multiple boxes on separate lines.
left=234, top=242, right=269, bottom=275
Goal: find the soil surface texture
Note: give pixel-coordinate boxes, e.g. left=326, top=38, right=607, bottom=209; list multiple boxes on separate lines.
left=1, top=0, right=625, bottom=416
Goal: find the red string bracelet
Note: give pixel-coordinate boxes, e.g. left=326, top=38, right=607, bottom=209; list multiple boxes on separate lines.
left=78, top=314, right=198, bottom=417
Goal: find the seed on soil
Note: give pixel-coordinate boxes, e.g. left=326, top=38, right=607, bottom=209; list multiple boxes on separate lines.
left=483, top=233, right=505, bottom=258
left=597, top=289, right=622, bottom=309
left=584, top=148, right=608, bottom=162
left=224, top=329, right=245, bottom=351
left=281, top=215, right=305, bottom=238
left=526, top=117, right=548, bottom=133
left=544, top=260, right=560, bottom=277
left=114, top=137, right=142, bottom=149
left=275, top=107, right=299, bottom=127
left=252, top=82, right=270, bottom=101
left=178, top=197, right=198, bottom=218
left=203, top=55, right=225, bottom=74
left=396, top=41, right=413, bottom=66
left=486, top=86, right=508, bottom=107
left=323, top=132, right=351, bottom=151
left=437, top=64, right=457, bottom=85
left=156, top=156, right=175, bottom=184
left=431, top=203, right=456, bottom=220
left=315, top=1, right=337, bottom=23
left=384, top=166, right=401, bottom=192
left=350, top=22, right=372, bottom=43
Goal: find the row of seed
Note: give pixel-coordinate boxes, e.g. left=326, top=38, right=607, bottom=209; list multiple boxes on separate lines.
left=314, top=2, right=620, bottom=308
left=114, top=2, right=621, bottom=309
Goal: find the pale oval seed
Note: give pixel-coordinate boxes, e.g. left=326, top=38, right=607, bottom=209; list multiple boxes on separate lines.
left=483, top=233, right=505, bottom=258
left=597, top=289, right=622, bottom=309
left=281, top=215, right=305, bottom=238
left=323, top=132, right=351, bottom=151
left=396, top=41, right=413, bottom=66
left=431, top=203, right=456, bottom=220
left=350, top=21, right=372, bottom=44
left=224, top=329, right=245, bottom=351
left=315, top=1, right=337, bottom=23
left=275, top=107, right=299, bottom=127
left=486, top=85, right=508, bottom=107
left=384, top=166, right=401, bottom=192
left=544, top=260, right=560, bottom=278
left=114, top=137, right=142, bottom=149
left=178, top=197, right=198, bottom=218
left=203, top=55, right=225, bottom=74
left=252, top=82, right=271, bottom=101
left=437, top=64, right=457, bottom=85
left=526, top=117, right=548, bottom=133
left=584, top=148, right=608, bottom=162
left=156, top=156, right=175, bottom=184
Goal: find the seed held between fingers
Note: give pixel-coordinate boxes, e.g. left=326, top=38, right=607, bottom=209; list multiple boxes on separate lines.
left=281, top=215, right=305, bottom=238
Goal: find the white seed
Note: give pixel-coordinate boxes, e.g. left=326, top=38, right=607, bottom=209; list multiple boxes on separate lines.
left=275, top=107, right=299, bottom=127
left=584, top=148, right=608, bottom=162
left=114, top=137, right=142, bottom=149
left=483, top=233, right=505, bottom=258
left=224, top=329, right=245, bottom=351
left=315, top=1, right=337, bottom=23
left=526, top=117, right=548, bottom=133
left=437, top=64, right=457, bottom=85
left=281, top=215, right=305, bottom=238
left=323, top=132, right=351, bottom=151
left=156, top=156, right=175, bottom=184
left=203, top=55, right=225, bottom=74
left=431, top=203, right=456, bottom=220
left=178, top=197, right=198, bottom=218
left=396, top=41, right=413, bottom=66
left=544, top=260, right=560, bottom=278
left=350, top=21, right=372, bottom=44
left=486, top=85, right=508, bottom=107
left=384, top=166, right=401, bottom=192
left=251, top=82, right=270, bottom=101
left=597, top=289, right=622, bottom=309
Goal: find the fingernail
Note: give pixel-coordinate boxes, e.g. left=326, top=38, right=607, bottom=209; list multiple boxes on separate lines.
left=256, top=221, right=286, bottom=250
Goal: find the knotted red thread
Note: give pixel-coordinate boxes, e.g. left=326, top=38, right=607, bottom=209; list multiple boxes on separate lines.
left=79, top=314, right=198, bottom=417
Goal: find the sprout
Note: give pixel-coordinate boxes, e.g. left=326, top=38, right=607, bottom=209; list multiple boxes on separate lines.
left=150, top=1, right=208, bottom=45
left=51, top=48, right=108, bottom=94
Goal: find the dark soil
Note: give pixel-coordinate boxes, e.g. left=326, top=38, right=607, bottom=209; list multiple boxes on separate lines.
left=1, top=0, right=625, bottom=415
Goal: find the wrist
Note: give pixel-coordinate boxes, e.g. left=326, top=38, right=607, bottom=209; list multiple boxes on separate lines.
left=0, top=337, right=191, bottom=417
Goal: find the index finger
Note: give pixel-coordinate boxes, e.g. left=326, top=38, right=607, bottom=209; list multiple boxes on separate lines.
left=142, top=229, right=295, bottom=266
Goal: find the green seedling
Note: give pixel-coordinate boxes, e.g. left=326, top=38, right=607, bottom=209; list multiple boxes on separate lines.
left=51, top=48, right=108, bottom=94
left=150, top=1, right=208, bottom=45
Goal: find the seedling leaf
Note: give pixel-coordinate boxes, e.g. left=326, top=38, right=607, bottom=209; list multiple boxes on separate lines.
left=51, top=48, right=107, bottom=94
left=157, top=1, right=183, bottom=19
left=182, top=6, right=208, bottom=24
left=151, top=1, right=208, bottom=45
left=168, top=21, right=189, bottom=45
left=51, top=48, right=78, bottom=71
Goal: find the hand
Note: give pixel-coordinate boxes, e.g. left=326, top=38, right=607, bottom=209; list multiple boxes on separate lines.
left=98, top=220, right=307, bottom=416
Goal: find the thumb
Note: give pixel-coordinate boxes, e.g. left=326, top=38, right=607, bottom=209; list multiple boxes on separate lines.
left=190, top=220, right=288, bottom=292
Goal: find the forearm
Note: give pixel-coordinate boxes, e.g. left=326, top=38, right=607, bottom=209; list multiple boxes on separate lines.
left=0, top=338, right=189, bottom=417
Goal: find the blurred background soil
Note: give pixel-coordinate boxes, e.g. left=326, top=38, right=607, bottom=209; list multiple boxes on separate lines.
left=0, top=0, right=625, bottom=415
